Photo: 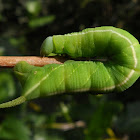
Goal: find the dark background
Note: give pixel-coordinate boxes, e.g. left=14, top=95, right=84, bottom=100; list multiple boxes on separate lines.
left=0, top=0, right=140, bottom=140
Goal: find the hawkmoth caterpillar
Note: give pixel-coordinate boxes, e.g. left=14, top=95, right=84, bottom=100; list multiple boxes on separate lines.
left=0, top=26, right=140, bottom=108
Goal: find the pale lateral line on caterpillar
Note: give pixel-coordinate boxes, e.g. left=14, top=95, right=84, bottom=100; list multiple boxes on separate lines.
left=66, top=29, right=138, bottom=91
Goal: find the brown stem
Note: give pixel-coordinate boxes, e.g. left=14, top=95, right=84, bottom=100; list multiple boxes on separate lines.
left=46, top=121, right=86, bottom=131
left=0, top=56, right=67, bottom=67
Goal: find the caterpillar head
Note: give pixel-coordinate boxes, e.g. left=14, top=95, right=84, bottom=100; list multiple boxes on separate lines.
left=40, top=36, right=54, bottom=56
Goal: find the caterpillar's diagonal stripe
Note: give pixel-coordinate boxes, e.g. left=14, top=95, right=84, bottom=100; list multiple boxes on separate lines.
left=24, top=65, right=63, bottom=96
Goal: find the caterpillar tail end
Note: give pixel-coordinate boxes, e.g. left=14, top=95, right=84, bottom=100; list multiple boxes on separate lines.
left=0, top=96, right=26, bottom=108
left=40, top=36, right=53, bottom=56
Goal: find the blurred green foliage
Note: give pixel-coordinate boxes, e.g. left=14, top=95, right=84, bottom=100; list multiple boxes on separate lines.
left=1, top=0, right=140, bottom=139
left=0, top=72, right=15, bottom=103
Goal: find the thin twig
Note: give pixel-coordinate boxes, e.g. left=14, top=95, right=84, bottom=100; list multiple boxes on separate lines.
left=46, top=120, right=86, bottom=131
left=0, top=56, right=67, bottom=67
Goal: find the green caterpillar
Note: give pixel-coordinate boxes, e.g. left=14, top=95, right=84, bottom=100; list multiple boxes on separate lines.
left=0, top=26, right=140, bottom=108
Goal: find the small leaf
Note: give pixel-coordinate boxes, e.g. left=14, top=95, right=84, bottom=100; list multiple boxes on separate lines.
left=0, top=116, right=30, bottom=140
left=0, top=72, right=15, bottom=103
left=28, top=15, right=55, bottom=28
left=86, top=101, right=123, bottom=140
left=25, top=0, right=41, bottom=16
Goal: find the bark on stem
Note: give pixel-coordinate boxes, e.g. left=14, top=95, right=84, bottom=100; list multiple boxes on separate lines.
left=0, top=56, right=67, bottom=68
